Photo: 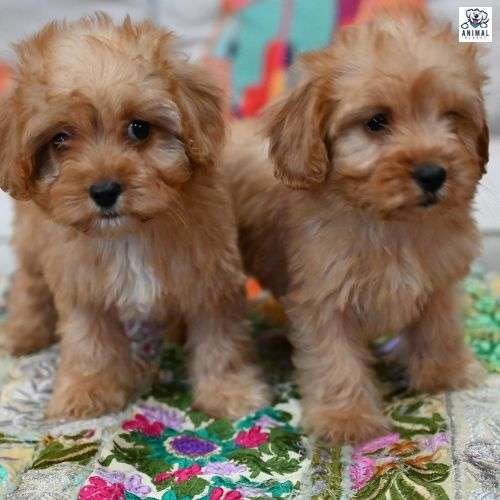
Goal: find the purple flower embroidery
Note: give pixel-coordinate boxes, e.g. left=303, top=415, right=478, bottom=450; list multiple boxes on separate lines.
left=423, top=432, right=449, bottom=453
left=350, top=455, right=376, bottom=491
left=238, top=486, right=265, bottom=497
left=94, top=468, right=125, bottom=484
left=253, top=415, right=280, bottom=429
left=124, top=474, right=151, bottom=498
left=202, top=461, right=247, bottom=475
left=139, top=404, right=184, bottom=431
left=168, top=435, right=218, bottom=457
left=94, top=469, right=151, bottom=498
left=311, top=480, right=327, bottom=495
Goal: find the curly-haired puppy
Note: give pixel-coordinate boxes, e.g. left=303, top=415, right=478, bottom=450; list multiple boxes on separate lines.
left=0, top=14, right=269, bottom=420
left=224, top=11, right=489, bottom=443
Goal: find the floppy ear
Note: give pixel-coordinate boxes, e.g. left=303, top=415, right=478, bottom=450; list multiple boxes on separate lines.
left=264, top=78, right=331, bottom=189
left=171, top=63, right=226, bottom=170
left=0, top=89, right=33, bottom=200
left=477, top=121, right=489, bottom=176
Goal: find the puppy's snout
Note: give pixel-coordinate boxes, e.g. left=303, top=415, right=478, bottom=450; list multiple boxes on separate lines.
left=412, top=164, right=447, bottom=194
left=89, top=181, right=122, bottom=208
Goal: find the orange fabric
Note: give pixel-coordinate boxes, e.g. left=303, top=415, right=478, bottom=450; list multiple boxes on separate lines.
left=355, top=0, right=426, bottom=23
left=0, top=64, right=11, bottom=93
left=246, top=277, right=263, bottom=299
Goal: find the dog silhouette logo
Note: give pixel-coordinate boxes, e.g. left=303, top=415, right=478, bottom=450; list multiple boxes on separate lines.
left=459, top=7, right=492, bottom=42
left=462, top=8, right=489, bottom=29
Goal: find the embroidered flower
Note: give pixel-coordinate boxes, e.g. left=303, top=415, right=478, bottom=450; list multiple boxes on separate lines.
left=122, top=414, right=165, bottom=437
left=94, top=468, right=125, bottom=484
left=153, top=470, right=172, bottom=484
left=153, top=464, right=202, bottom=484
left=166, top=435, right=219, bottom=457
left=311, top=479, right=327, bottom=495
left=238, top=486, right=266, bottom=497
left=174, top=464, right=202, bottom=483
left=209, top=487, right=242, bottom=500
left=139, top=403, right=185, bottom=431
left=235, top=426, right=269, bottom=448
left=253, top=415, right=281, bottom=429
left=124, top=474, right=151, bottom=497
left=202, top=461, right=247, bottom=475
left=78, top=476, right=125, bottom=500
left=350, top=455, right=376, bottom=491
left=423, top=432, right=449, bottom=453
left=92, top=469, right=150, bottom=498
left=354, top=433, right=400, bottom=455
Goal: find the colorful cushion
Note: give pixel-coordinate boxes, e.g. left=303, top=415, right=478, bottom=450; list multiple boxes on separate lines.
left=209, top=0, right=426, bottom=117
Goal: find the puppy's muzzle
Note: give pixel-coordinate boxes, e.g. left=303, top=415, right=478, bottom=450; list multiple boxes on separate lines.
left=412, top=164, right=446, bottom=201
left=89, top=180, right=122, bottom=209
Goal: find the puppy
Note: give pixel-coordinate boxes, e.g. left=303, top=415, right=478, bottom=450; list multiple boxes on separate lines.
left=0, top=14, right=269, bottom=420
left=224, top=11, right=488, bottom=443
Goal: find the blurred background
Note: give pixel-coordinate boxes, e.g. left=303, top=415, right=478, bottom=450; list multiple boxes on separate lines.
left=0, top=0, right=498, bottom=272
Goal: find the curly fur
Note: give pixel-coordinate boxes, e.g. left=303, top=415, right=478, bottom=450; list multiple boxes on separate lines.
left=224, top=10, right=488, bottom=444
left=0, top=14, right=269, bottom=420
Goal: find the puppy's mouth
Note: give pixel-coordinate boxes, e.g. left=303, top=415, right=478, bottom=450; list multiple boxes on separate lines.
left=419, top=193, right=439, bottom=207
left=99, top=209, right=121, bottom=219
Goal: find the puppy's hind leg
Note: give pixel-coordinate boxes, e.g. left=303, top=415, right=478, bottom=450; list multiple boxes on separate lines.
left=0, top=260, right=57, bottom=355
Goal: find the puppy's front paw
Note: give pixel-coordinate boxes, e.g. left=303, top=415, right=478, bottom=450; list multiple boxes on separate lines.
left=46, top=373, right=136, bottom=420
left=302, top=403, right=390, bottom=445
left=45, top=361, right=153, bottom=420
left=192, top=369, right=270, bottom=420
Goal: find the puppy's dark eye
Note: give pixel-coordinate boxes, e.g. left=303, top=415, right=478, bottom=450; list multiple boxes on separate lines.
left=51, top=132, right=70, bottom=150
left=128, top=120, right=150, bottom=141
left=444, top=110, right=463, bottom=120
left=365, top=113, right=388, bottom=132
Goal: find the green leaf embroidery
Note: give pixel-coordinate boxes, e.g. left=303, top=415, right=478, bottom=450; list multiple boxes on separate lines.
left=187, top=410, right=210, bottom=427
left=172, top=477, right=209, bottom=496
left=31, top=441, right=99, bottom=469
left=206, top=419, right=234, bottom=440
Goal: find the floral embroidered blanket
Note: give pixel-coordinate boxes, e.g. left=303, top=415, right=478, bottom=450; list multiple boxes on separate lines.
left=0, top=269, right=498, bottom=499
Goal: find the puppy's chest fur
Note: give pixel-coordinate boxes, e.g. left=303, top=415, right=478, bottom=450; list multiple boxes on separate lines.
left=290, top=216, right=479, bottom=334
left=98, top=236, right=165, bottom=318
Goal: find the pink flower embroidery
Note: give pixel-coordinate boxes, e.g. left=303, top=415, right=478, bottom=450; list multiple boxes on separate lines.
left=210, top=487, right=242, bottom=500
left=122, top=414, right=165, bottom=437
left=174, top=464, right=202, bottom=483
left=153, top=471, right=173, bottom=484
left=350, top=455, right=376, bottom=491
left=78, top=476, right=125, bottom=500
left=154, top=464, right=201, bottom=484
left=235, top=426, right=269, bottom=448
left=354, top=433, right=400, bottom=455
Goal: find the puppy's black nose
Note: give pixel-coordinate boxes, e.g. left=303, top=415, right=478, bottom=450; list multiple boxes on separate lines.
left=412, top=164, right=447, bottom=193
left=89, top=181, right=122, bottom=208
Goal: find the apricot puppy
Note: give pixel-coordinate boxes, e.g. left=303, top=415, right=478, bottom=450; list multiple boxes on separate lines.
left=0, top=14, right=268, bottom=420
left=225, top=11, right=488, bottom=443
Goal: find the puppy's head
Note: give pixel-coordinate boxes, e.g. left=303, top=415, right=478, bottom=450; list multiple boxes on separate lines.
left=265, top=11, right=489, bottom=219
left=0, top=14, right=224, bottom=235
